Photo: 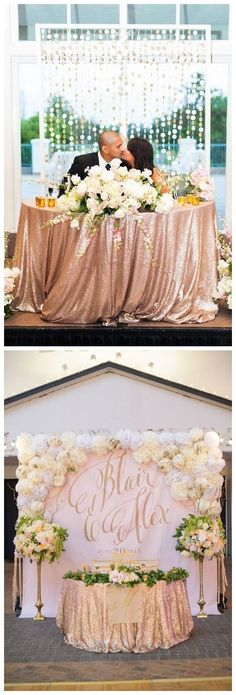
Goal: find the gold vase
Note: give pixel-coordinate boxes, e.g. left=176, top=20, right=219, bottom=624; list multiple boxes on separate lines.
left=197, top=555, right=207, bottom=618
left=34, top=560, right=45, bottom=621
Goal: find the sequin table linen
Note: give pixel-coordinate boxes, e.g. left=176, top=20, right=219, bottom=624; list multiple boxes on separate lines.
left=56, top=579, right=194, bottom=653
left=13, top=201, right=218, bottom=324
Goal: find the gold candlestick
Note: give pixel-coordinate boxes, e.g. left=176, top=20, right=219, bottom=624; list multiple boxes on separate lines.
left=197, top=555, right=207, bottom=618
left=34, top=560, right=45, bottom=621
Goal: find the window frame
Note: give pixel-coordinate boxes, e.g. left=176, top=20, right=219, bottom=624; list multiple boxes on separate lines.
left=5, top=2, right=232, bottom=229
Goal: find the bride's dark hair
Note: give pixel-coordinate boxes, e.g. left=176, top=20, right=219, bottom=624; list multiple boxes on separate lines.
left=127, top=137, right=154, bottom=172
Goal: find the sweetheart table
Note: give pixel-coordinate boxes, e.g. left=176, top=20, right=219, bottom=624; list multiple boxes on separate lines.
left=56, top=578, right=194, bottom=653
left=13, top=200, right=218, bottom=325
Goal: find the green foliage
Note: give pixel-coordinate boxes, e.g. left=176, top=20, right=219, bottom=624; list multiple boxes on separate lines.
left=21, top=114, right=39, bottom=144
left=63, top=565, right=189, bottom=587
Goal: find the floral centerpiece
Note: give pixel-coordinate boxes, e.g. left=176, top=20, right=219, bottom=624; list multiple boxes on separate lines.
left=185, top=168, right=215, bottom=200
left=14, top=515, right=68, bottom=563
left=167, top=169, right=215, bottom=201
left=56, top=159, right=174, bottom=226
left=64, top=565, right=189, bottom=588
left=4, top=266, right=20, bottom=318
left=174, top=514, right=225, bottom=560
left=213, top=224, right=232, bottom=310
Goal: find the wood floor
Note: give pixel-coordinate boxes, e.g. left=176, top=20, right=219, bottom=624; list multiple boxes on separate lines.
left=5, top=676, right=232, bottom=691
left=5, top=307, right=232, bottom=329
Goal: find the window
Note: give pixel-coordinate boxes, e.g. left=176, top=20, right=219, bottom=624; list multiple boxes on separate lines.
left=18, top=4, right=67, bottom=40
left=180, top=5, right=229, bottom=40
left=127, top=4, right=176, bottom=24
left=71, top=4, right=119, bottom=24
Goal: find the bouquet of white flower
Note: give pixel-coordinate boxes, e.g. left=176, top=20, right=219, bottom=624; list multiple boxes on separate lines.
left=4, top=266, right=20, bottom=318
left=174, top=514, right=225, bottom=560
left=213, top=225, right=232, bottom=310
left=55, top=159, right=174, bottom=228
left=14, top=516, right=68, bottom=563
left=186, top=168, right=215, bottom=201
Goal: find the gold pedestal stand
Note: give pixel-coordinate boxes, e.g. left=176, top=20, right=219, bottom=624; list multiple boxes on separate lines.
left=34, top=560, right=45, bottom=621
left=197, top=555, right=208, bottom=618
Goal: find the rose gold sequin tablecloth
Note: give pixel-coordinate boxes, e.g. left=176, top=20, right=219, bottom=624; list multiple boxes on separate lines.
left=56, top=579, right=193, bottom=653
left=13, top=201, right=218, bottom=324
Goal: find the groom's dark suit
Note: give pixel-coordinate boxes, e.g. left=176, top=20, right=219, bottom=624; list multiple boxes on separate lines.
left=58, top=151, right=131, bottom=196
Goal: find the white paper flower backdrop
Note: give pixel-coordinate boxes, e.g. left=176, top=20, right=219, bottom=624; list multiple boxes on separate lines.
left=15, top=429, right=224, bottom=519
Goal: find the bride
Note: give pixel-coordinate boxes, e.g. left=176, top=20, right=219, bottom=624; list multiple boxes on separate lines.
left=121, top=137, right=169, bottom=190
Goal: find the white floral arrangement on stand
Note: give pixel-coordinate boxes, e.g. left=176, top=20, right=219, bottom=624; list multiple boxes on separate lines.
left=4, top=267, right=20, bottom=318
left=174, top=514, right=225, bottom=560
left=14, top=516, right=68, bottom=563
left=15, top=429, right=224, bottom=520
left=46, top=159, right=174, bottom=258
left=213, top=224, right=232, bottom=310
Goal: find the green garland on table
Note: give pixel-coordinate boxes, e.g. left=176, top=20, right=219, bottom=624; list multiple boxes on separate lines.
left=63, top=565, right=189, bottom=588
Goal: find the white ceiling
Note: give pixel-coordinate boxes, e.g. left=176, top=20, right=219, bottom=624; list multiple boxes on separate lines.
left=4, top=349, right=232, bottom=400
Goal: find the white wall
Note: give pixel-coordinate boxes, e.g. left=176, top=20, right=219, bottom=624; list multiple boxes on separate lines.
left=5, top=372, right=231, bottom=445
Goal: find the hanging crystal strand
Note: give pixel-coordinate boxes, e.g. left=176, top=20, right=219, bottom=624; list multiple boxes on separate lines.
left=111, top=45, right=117, bottom=132
left=166, top=74, right=172, bottom=170
left=160, top=109, right=166, bottom=170
left=98, top=58, right=103, bottom=137
left=153, top=59, right=160, bottom=165
left=191, top=72, right=198, bottom=141
left=172, top=71, right=178, bottom=160
left=143, top=78, right=147, bottom=140
left=129, top=68, right=136, bottom=137
left=92, top=40, right=98, bottom=148
left=197, top=75, right=205, bottom=152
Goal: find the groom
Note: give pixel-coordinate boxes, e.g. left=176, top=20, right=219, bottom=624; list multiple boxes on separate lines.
left=58, top=130, right=130, bottom=196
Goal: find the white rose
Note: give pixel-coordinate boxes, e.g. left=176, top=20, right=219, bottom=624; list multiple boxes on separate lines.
left=76, top=433, right=93, bottom=449
left=15, top=479, right=34, bottom=495
left=157, top=458, right=172, bottom=472
left=190, top=428, right=204, bottom=442
left=69, top=448, right=88, bottom=466
left=204, top=431, right=220, bottom=449
left=170, top=481, right=189, bottom=500
left=57, top=195, right=69, bottom=212
left=53, top=475, right=65, bottom=487
left=158, top=432, right=174, bottom=444
left=143, top=431, right=159, bottom=443
left=172, top=454, right=186, bottom=469
left=10, top=267, right=21, bottom=279
left=101, top=169, right=115, bottom=182
left=114, top=208, right=126, bottom=219
left=116, top=429, right=143, bottom=450
left=71, top=174, right=81, bottom=185
left=60, top=431, right=77, bottom=450
left=110, top=158, right=122, bottom=169
left=32, top=434, right=48, bottom=454
left=75, top=181, right=88, bottom=196
left=16, top=433, right=33, bottom=454
left=29, top=501, right=44, bottom=514
left=194, top=476, right=209, bottom=490
left=174, top=432, right=191, bottom=445
left=155, top=193, right=174, bottom=213
left=70, top=219, right=80, bottom=228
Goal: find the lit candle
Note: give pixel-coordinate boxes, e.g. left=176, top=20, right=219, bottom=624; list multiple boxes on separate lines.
left=35, top=196, right=46, bottom=208
left=47, top=198, right=56, bottom=208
